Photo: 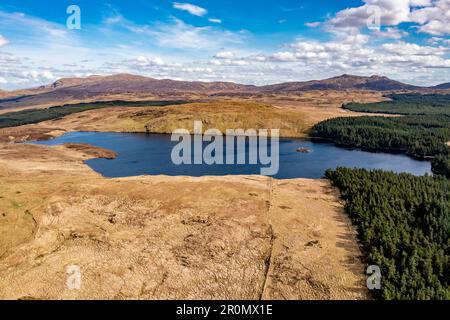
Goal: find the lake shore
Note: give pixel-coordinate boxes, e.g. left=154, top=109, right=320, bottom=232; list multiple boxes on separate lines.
left=33, top=131, right=432, bottom=179
left=0, top=141, right=368, bottom=299
left=0, top=97, right=391, bottom=299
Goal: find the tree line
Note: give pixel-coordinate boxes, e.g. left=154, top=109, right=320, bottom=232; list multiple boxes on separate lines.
left=311, top=95, right=450, bottom=178
left=326, top=168, right=449, bottom=300
left=344, top=93, right=450, bottom=115
left=317, top=94, right=450, bottom=299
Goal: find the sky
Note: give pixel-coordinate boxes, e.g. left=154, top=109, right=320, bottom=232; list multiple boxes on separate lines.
left=0, top=0, right=449, bottom=90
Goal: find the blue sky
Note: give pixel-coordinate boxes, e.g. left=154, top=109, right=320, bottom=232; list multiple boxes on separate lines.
left=0, top=0, right=449, bottom=89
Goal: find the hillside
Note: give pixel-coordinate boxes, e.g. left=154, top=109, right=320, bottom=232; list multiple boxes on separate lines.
left=41, top=73, right=254, bottom=93
left=259, top=74, right=421, bottom=92
left=0, top=95, right=386, bottom=143
left=0, top=73, right=445, bottom=111
left=0, top=74, right=254, bottom=110
left=432, top=82, right=450, bottom=90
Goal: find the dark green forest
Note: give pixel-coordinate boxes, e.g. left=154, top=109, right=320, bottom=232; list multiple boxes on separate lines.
left=344, top=93, right=450, bottom=115
left=326, top=168, right=449, bottom=300
left=0, top=100, right=190, bottom=129
left=311, top=94, right=450, bottom=177
left=319, top=94, right=450, bottom=299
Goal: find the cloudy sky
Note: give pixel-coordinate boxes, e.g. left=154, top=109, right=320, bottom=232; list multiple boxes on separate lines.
left=0, top=0, right=449, bottom=89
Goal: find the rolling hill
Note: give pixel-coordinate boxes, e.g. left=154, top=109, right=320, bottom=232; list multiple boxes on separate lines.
left=432, top=82, right=450, bottom=90
left=258, top=74, right=421, bottom=92
left=0, top=74, right=255, bottom=110
left=0, top=73, right=448, bottom=110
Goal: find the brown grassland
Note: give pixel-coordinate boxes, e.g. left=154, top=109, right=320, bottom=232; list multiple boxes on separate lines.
left=0, top=143, right=367, bottom=299
left=0, top=93, right=385, bottom=299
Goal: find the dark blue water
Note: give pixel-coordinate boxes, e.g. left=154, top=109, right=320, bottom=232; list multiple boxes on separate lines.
left=33, top=132, right=432, bottom=179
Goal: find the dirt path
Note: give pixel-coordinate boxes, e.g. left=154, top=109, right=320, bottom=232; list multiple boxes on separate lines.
left=261, top=180, right=367, bottom=299
left=0, top=142, right=367, bottom=299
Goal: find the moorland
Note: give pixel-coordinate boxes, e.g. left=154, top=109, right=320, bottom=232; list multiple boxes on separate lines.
left=0, top=74, right=448, bottom=300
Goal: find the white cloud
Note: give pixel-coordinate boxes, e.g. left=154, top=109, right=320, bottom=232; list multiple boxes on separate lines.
left=214, top=51, right=235, bottom=59
left=104, top=14, right=246, bottom=51
left=0, top=35, right=8, bottom=47
left=16, top=70, right=58, bottom=83
left=209, top=18, right=222, bottom=24
left=41, top=71, right=55, bottom=80
left=21, top=70, right=56, bottom=81
left=327, top=0, right=411, bottom=31
left=411, top=0, right=433, bottom=6
left=147, top=18, right=245, bottom=50
left=0, top=11, right=70, bottom=42
left=173, top=2, right=207, bottom=17
left=0, top=51, right=22, bottom=65
left=1, top=4, right=450, bottom=89
left=382, top=41, right=448, bottom=56
left=373, top=27, right=409, bottom=39
left=410, top=0, right=450, bottom=35
left=209, top=58, right=248, bottom=66
left=102, top=30, right=450, bottom=86
left=249, top=55, right=267, bottom=62
left=264, top=31, right=450, bottom=84
left=427, top=36, right=444, bottom=44
left=103, top=13, right=124, bottom=25
left=305, top=22, right=320, bottom=28
left=136, top=56, right=165, bottom=66
left=326, top=0, right=450, bottom=36
left=272, top=51, right=297, bottom=62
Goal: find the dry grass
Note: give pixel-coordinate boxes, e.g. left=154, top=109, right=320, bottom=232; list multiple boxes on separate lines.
left=0, top=94, right=376, bottom=299
left=30, top=100, right=311, bottom=137
left=0, top=142, right=368, bottom=300
left=0, top=94, right=388, bottom=142
left=128, top=101, right=314, bottom=137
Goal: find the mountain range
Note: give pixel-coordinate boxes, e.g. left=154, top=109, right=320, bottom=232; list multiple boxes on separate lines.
left=431, top=82, right=450, bottom=90
left=0, top=74, right=448, bottom=110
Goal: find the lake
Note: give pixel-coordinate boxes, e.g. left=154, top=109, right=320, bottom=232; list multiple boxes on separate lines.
left=33, top=131, right=432, bottom=179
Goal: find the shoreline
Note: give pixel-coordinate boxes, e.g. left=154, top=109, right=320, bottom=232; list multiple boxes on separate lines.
left=0, top=141, right=368, bottom=300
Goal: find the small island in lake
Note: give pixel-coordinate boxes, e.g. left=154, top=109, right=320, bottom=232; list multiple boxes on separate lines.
left=296, top=147, right=312, bottom=153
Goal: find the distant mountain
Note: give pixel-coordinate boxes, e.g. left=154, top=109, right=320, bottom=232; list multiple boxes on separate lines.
left=0, top=73, right=447, bottom=110
left=0, top=74, right=255, bottom=109
left=431, top=82, right=450, bottom=90
left=258, top=74, right=421, bottom=92
left=41, top=74, right=254, bottom=94
left=0, top=89, right=14, bottom=99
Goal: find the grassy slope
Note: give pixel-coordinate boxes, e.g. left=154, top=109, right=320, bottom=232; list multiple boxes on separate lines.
left=0, top=100, right=191, bottom=129
left=23, top=101, right=315, bottom=138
